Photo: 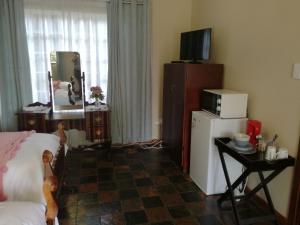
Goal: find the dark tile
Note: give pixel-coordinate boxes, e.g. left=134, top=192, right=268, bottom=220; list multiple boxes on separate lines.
left=119, top=189, right=139, bottom=199
left=97, top=161, right=113, bottom=168
left=164, top=168, right=182, bottom=176
left=98, top=174, right=114, bottom=183
left=133, top=170, right=150, bottom=179
left=135, top=178, right=154, bottom=187
left=81, top=162, right=97, bottom=169
left=78, top=193, right=99, bottom=205
left=197, top=215, right=223, bottom=225
left=114, top=165, right=130, bottom=173
left=168, top=175, right=188, bottom=184
left=151, top=222, right=174, bottom=225
left=160, top=162, right=175, bottom=168
left=61, top=186, right=79, bottom=195
left=58, top=206, right=77, bottom=219
left=148, top=169, right=165, bottom=176
left=145, top=207, right=172, bottom=223
left=98, top=182, right=117, bottom=191
left=98, top=168, right=114, bottom=174
left=186, top=203, right=207, bottom=216
left=77, top=204, right=101, bottom=218
left=142, top=196, right=164, bottom=208
left=79, top=183, right=98, bottom=193
left=157, top=185, right=177, bottom=194
left=100, top=213, right=125, bottom=225
left=168, top=206, right=191, bottom=219
left=138, top=186, right=160, bottom=197
left=100, top=201, right=121, bottom=214
left=130, top=163, right=145, bottom=170
left=175, top=182, right=199, bottom=193
left=160, top=194, right=184, bottom=206
left=121, top=198, right=144, bottom=212
left=99, top=191, right=120, bottom=203
left=124, top=210, right=148, bottom=224
left=115, top=172, right=133, bottom=180
left=76, top=216, right=101, bottom=225
left=65, top=177, right=80, bottom=186
left=80, top=168, right=97, bottom=176
left=59, top=219, right=76, bottom=225
left=59, top=194, right=77, bottom=207
left=117, top=179, right=136, bottom=189
left=80, top=176, right=97, bottom=184
left=153, top=176, right=170, bottom=186
left=175, top=217, right=199, bottom=225
left=180, top=192, right=201, bottom=203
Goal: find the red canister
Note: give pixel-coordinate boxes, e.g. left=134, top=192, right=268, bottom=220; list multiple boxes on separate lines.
left=246, top=120, right=262, bottom=146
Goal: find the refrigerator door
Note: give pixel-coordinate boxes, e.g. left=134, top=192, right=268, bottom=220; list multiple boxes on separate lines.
left=208, top=117, right=247, bottom=194
left=190, top=111, right=247, bottom=195
left=190, top=111, right=214, bottom=194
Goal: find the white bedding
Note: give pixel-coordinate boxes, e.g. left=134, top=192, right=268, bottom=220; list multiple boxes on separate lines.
left=0, top=201, right=59, bottom=225
left=3, top=133, right=60, bottom=204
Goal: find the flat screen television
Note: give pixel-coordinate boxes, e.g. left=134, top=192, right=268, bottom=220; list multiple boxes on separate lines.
left=180, top=28, right=211, bottom=62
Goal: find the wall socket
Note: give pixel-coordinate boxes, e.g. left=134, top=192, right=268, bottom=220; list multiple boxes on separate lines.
left=292, top=63, right=300, bottom=79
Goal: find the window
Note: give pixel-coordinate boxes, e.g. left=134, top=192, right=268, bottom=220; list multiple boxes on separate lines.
left=24, top=0, right=108, bottom=103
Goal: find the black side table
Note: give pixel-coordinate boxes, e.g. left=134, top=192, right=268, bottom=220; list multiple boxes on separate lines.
left=215, top=138, right=295, bottom=225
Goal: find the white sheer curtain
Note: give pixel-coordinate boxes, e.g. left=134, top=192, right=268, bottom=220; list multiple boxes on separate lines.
left=24, top=0, right=108, bottom=103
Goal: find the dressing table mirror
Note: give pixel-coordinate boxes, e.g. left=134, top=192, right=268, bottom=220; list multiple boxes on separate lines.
left=50, top=51, right=84, bottom=111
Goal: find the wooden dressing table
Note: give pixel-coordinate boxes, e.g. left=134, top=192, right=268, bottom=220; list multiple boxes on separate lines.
left=17, top=106, right=111, bottom=146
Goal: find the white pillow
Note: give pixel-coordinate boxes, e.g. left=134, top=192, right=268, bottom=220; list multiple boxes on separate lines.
left=0, top=201, right=47, bottom=225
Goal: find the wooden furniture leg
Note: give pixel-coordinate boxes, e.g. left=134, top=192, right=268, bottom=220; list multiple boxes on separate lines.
left=42, top=150, right=58, bottom=225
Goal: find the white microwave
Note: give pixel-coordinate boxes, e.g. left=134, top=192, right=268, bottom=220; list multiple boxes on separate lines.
left=202, top=89, right=248, bottom=118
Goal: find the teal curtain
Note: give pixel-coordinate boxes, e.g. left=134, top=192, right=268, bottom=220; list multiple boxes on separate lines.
left=0, top=0, right=32, bottom=131
left=107, top=0, right=152, bottom=143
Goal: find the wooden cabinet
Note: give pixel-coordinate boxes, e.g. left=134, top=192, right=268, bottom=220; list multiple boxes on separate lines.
left=162, top=63, right=223, bottom=172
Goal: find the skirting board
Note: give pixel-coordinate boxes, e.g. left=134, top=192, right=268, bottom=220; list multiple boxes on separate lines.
left=244, top=186, right=287, bottom=225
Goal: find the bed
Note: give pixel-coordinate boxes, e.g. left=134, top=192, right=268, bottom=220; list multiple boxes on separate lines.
left=0, top=123, right=66, bottom=224
left=0, top=151, right=60, bottom=225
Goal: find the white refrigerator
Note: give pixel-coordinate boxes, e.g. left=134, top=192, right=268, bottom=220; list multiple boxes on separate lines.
left=189, top=111, right=247, bottom=195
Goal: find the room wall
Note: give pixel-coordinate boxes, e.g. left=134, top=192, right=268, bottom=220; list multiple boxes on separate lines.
left=191, top=0, right=300, bottom=217
left=150, top=0, right=192, bottom=138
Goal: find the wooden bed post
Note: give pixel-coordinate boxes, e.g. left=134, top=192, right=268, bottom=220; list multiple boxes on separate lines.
left=42, top=123, right=67, bottom=225
left=42, top=150, right=58, bottom=225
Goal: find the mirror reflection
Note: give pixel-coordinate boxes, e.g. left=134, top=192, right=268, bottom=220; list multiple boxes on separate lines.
left=50, top=51, right=83, bottom=111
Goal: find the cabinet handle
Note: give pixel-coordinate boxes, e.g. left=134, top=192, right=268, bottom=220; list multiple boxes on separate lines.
left=96, top=129, right=102, bottom=136
left=28, top=119, right=36, bottom=126
left=95, top=116, right=102, bottom=123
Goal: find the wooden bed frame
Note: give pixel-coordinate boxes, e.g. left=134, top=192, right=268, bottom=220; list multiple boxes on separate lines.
left=42, top=122, right=67, bottom=225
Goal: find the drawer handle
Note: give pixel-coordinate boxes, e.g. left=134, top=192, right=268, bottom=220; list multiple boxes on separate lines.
left=96, top=129, right=102, bottom=136
left=28, top=119, right=36, bottom=126
left=95, top=117, right=102, bottom=123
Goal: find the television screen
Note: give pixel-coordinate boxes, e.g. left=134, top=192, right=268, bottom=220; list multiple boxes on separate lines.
left=180, top=28, right=211, bottom=61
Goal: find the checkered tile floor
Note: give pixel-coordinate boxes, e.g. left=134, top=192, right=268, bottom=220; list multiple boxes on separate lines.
left=58, top=147, right=272, bottom=225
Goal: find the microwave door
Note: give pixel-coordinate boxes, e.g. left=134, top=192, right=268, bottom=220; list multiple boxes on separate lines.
left=202, top=92, right=219, bottom=115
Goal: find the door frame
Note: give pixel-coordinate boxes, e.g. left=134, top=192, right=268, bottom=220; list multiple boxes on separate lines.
left=288, top=137, right=300, bottom=225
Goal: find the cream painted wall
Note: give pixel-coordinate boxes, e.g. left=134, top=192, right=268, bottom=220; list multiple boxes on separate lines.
left=191, top=0, right=300, bottom=217
left=150, top=0, right=192, bottom=138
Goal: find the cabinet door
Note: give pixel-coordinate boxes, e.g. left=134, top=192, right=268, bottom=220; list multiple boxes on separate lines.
left=162, top=64, right=185, bottom=166
left=17, top=113, right=47, bottom=132
left=85, top=111, right=111, bottom=143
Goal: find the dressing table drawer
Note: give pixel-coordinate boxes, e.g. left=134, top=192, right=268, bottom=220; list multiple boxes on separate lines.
left=85, top=111, right=111, bottom=143
left=17, top=113, right=47, bottom=133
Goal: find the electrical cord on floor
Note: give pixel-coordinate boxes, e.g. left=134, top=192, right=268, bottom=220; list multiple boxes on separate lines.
left=111, top=139, right=164, bottom=150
